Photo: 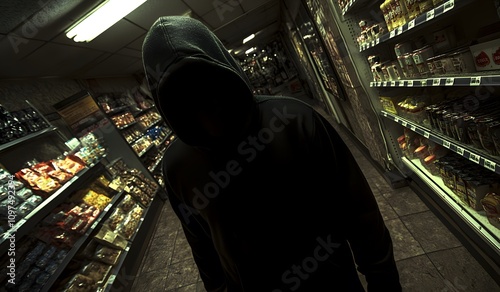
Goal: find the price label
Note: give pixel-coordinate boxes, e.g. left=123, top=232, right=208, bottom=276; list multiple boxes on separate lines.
left=484, top=159, right=496, bottom=172
left=401, top=121, right=407, bottom=127
left=397, top=27, right=403, bottom=35
left=443, top=141, right=451, bottom=148
left=408, top=80, right=414, bottom=87
left=426, top=10, right=435, bottom=20
left=469, top=153, right=480, bottom=164
left=371, top=41, right=375, bottom=47
left=370, top=82, right=374, bottom=87
left=470, top=77, right=481, bottom=86
left=456, top=146, right=464, bottom=155
left=424, top=131, right=430, bottom=138
left=445, top=78, right=454, bottom=86
left=444, top=0, right=455, bottom=13
left=376, top=38, right=380, bottom=45
left=399, top=81, right=405, bottom=86
left=382, top=112, right=388, bottom=117
left=383, top=81, right=388, bottom=86
left=394, top=117, right=399, bottom=123
left=432, top=78, right=441, bottom=86
left=377, top=82, right=382, bottom=86
left=390, top=30, right=396, bottom=38
left=391, top=81, right=396, bottom=86
left=408, top=19, right=415, bottom=30
left=410, top=125, right=416, bottom=131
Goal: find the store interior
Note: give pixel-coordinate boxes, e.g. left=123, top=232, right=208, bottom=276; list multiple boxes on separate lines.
left=1, top=0, right=500, bottom=291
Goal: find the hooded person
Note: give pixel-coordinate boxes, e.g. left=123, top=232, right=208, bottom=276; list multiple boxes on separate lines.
left=142, top=15, right=402, bottom=292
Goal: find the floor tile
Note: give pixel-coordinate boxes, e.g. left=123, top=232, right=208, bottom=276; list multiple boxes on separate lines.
left=131, top=270, right=168, bottom=291
left=165, top=257, right=200, bottom=290
left=374, top=195, right=399, bottom=221
left=140, top=239, right=176, bottom=273
left=171, top=231, right=194, bottom=264
left=384, top=218, right=425, bottom=261
left=366, top=175, right=394, bottom=195
left=383, top=187, right=429, bottom=216
left=396, top=255, right=447, bottom=291
left=401, top=210, right=462, bottom=253
left=427, top=247, right=500, bottom=291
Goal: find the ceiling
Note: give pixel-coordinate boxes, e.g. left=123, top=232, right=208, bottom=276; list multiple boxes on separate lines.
left=0, top=0, right=282, bottom=80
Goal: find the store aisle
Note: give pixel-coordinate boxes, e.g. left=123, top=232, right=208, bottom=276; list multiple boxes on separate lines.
left=130, top=103, right=500, bottom=292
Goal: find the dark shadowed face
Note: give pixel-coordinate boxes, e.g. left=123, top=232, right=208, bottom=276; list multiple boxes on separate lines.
left=157, top=60, right=255, bottom=149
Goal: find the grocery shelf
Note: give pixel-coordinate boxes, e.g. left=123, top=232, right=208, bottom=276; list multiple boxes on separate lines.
left=117, top=121, right=137, bottom=130
left=370, top=75, right=500, bottom=88
left=402, top=157, right=500, bottom=251
left=340, top=0, right=369, bottom=15
left=0, top=126, right=57, bottom=153
left=381, top=111, right=500, bottom=175
left=0, top=161, right=105, bottom=254
left=132, top=105, right=155, bottom=117
left=40, top=190, right=126, bottom=292
left=359, top=0, right=465, bottom=52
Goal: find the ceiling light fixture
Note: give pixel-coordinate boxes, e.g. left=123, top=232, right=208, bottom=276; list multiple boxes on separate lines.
left=242, top=33, right=255, bottom=44
left=66, top=0, right=147, bottom=42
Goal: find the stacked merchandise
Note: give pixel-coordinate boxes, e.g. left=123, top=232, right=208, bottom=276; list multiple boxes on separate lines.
left=0, top=159, right=159, bottom=291
left=0, top=132, right=107, bottom=236
left=0, top=105, right=50, bottom=145
left=398, top=128, right=500, bottom=230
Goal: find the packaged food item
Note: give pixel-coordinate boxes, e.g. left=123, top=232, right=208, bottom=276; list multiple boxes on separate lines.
left=80, top=260, right=112, bottom=286
left=481, top=192, right=500, bottom=229
left=93, top=245, right=122, bottom=265
left=412, top=45, right=434, bottom=77
left=470, top=37, right=500, bottom=71
left=64, top=273, right=96, bottom=292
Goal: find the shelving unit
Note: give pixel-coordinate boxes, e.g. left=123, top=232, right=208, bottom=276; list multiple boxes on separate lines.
left=291, top=0, right=500, bottom=283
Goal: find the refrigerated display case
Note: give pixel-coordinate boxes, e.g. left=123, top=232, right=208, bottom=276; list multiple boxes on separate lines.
left=295, top=0, right=500, bottom=282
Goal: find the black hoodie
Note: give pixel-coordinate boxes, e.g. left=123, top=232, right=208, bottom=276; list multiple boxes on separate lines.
left=142, top=16, right=402, bottom=292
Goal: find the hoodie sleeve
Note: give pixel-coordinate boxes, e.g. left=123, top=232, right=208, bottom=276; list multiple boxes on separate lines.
left=314, top=113, right=402, bottom=291
left=163, top=162, right=227, bottom=292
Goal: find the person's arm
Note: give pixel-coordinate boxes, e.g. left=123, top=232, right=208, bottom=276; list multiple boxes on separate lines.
left=316, top=113, right=402, bottom=291
left=164, top=165, right=227, bottom=291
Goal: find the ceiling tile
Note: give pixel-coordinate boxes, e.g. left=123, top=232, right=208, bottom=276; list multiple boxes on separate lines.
left=126, top=0, right=190, bottom=30
left=1, top=42, right=104, bottom=78
left=201, top=5, right=244, bottom=30
left=126, top=35, right=146, bottom=51
left=116, top=47, right=142, bottom=58
left=9, top=0, right=103, bottom=42
left=0, top=0, right=45, bottom=34
left=240, top=0, right=276, bottom=11
left=0, top=33, right=45, bottom=60
left=182, top=0, right=233, bottom=17
left=79, top=54, right=141, bottom=78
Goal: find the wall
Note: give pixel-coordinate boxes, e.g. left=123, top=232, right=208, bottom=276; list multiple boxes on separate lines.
left=0, top=76, right=142, bottom=139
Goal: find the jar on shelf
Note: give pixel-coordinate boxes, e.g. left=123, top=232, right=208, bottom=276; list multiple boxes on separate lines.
left=403, top=0, right=420, bottom=20
left=380, top=0, right=395, bottom=31
left=403, top=53, right=418, bottom=77
left=412, top=45, right=435, bottom=77
left=417, top=0, right=434, bottom=14
left=395, top=41, right=413, bottom=58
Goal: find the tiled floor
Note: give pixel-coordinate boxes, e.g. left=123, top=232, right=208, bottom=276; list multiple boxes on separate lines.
left=131, top=101, right=500, bottom=292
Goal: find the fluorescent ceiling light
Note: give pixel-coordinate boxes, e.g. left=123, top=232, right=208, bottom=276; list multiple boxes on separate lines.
left=66, top=0, right=147, bottom=42
left=245, top=47, right=256, bottom=55
left=242, top=33, right=255, bottom=44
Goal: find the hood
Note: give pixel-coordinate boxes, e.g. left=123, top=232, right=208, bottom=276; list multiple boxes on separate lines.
left=142, top=15, right=256, bottom=150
